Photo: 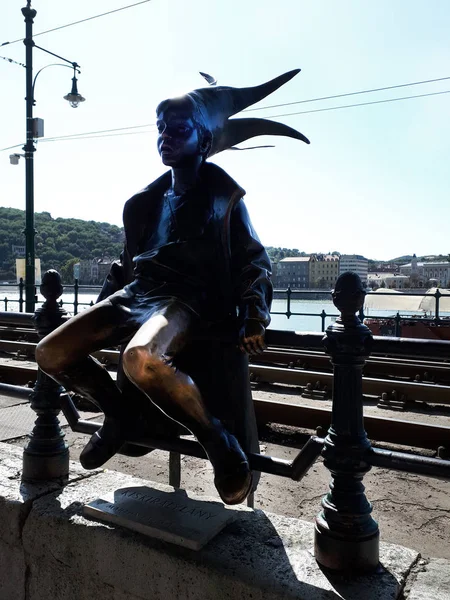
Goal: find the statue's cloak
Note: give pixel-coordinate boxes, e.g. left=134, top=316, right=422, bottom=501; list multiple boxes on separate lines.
left=98, top=162, right=271, bottom=462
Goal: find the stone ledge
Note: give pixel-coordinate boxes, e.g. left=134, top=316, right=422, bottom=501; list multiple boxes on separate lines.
left=0, top=442, right=99, bottom=547
left=0, top=441, right=426, bottom=600
left=22, top=467, right=417, bottom=600
left=406, top=557, right=450, bottom=600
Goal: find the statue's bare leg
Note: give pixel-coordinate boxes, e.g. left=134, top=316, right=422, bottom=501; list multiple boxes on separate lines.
left=35, top=299, right=142, bottom=464
left=120, top=301, right=253, bottom=505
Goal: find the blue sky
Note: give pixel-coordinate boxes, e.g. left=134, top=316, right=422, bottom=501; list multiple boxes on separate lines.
left=1, top=0, right=449, bottom=261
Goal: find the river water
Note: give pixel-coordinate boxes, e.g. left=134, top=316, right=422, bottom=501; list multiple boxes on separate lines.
left=2, top=285, right=445, bottom=333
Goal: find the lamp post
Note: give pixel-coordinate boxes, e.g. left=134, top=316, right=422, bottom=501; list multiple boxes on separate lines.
left=21, top=1, right=85, bottom=313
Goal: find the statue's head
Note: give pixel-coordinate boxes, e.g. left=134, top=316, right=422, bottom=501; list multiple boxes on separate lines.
left=156, top=95, right=212, bottom=167
left=156, top=69, right=310, bottom=167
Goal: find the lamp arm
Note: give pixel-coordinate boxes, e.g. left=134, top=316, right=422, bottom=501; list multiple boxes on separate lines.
left=33, top=44, right=80, bottom=71
left=32, top=63, right=77, bottom=96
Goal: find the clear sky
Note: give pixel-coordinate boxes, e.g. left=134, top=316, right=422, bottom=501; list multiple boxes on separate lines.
left=1, top=0, right=449, bottom=261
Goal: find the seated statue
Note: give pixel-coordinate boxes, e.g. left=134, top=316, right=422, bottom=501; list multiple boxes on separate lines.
left=36, top=69, right=309, bottom=505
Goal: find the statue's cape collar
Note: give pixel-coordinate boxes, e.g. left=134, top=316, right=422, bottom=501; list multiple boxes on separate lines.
left=142, top=162, right=246, bottom=201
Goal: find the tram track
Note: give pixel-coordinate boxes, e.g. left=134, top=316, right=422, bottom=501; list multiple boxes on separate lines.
left=2, top=339, right=450, bottom=404
left=1, top=345, right=449, bottom=452
left=2, top=337, right=450, bottom=379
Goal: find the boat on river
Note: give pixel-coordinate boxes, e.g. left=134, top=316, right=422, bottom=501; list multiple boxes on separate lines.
left=363, top=287, right=450, bottom=340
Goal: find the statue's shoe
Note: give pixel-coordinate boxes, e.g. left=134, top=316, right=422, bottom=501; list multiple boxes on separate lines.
left=214, top=462, right=253, bottom=506
left=79, top=417, right=125, bottom=469
left=204, top=431, right=253, bottom=505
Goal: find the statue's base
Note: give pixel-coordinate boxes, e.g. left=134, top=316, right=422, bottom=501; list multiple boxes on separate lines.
left=83, top=485, right=234, bottom=550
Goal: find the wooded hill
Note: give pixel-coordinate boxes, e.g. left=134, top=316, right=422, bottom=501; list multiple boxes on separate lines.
left=0, top=208, right=314, bottom=281
left=0, top=207, right=124, bottom=280
left=6, top=207, right=442, bottom=284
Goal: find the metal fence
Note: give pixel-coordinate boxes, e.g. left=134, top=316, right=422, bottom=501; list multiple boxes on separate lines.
left=1, top=270, right=450, bottom=573
left=2, top=280, right=450, bottom=334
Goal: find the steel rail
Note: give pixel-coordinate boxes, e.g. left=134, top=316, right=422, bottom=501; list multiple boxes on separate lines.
left=2, top=340, right=449, bottom=386
left=258, top=349, right=450, bottom=382
left=2, top=377, right=448, bottom=450
left=0, top=340, right=120, bottom=366
left=253, top=398, right=450, bottom=450
left=2, top=355, right=450, bottom=405
left=249, top=364, right=450, bottom=404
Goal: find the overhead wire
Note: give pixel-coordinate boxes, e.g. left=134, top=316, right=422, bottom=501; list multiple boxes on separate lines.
left=40, top=122, right=156, bottom=141
left=244, top=76, right=450, bottom=112
left=40, top=130, right=152, bottom=143
left=262, top=89, right=450, bottom=120
left=0, top=0, right=153, bottom=47
left=1, top=83, right=449, bottom=152
left=0, top=55, right=25, bottom=67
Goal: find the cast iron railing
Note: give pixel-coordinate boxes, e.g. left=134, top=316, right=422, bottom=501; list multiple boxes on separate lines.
left=1, top=269, right=450, bottom=573
left=1, top=279, right=450, bottom=334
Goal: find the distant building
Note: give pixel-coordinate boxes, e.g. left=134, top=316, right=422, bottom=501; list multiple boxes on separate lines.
left=309, top=254, right=339, bottom=289
left=77, top=257, right=113, bottom=284
left=399, top=255, right=450, bottom=287
left=275, top=257, right=310, bottom=289
left=370, top=262, right=400, bottom=273
left=11, top=245, right=25, bottom=257
left=339, top=254, right=368, bottom=284
left=367, top=272, right=410, bottom=289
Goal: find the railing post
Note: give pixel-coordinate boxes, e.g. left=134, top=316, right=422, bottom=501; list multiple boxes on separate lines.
left=394, top=311, right=401, bottom=337
left=314, top=272, right=379, bottom=572
left=22, top=269, right=69, bottom=481
left=435, top=288, right=441, bottom=322
left=320, top=309, right=326, bottom=332
left=358, top=304, right=365, bottom=323
left=74, top=277, right=79, bottom=315
left=19, top=277, right=24, bottom=312
left=4, top=297, right=7, bottom=311
left=286, top=286, right=292, bottom=318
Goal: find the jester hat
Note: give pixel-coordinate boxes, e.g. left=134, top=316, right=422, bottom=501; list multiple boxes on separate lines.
left=158, top=69, right=310, bottom=157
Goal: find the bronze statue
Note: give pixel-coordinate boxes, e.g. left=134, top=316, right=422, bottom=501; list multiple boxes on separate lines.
left=36, top=69, right=309, bottom=505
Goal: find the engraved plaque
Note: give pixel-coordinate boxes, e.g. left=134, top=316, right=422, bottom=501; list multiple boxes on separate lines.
left=83, top=485, right=234, bottom=550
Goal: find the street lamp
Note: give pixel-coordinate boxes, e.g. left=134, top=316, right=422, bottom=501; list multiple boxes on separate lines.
left=21, top=1, right=85, bottom=312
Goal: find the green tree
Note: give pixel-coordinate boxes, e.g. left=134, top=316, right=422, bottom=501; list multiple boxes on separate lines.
left=59, top=257, right=81, bottom=283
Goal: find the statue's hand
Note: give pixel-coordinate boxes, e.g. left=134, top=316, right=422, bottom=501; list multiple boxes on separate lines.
left=239, top=319, right=267, bottom=355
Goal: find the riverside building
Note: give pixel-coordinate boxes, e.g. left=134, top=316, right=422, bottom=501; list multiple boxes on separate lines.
left=309, top=254, right=339, bottom=289
left=275, top=257, right=310, bottom=289
left=399, top=254, right=450, bottom=288
left=339, top=254, right=369, bottom=285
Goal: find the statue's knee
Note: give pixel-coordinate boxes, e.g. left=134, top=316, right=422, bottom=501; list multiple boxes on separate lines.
left=122, top=345, right=161, bottom=386
left=35, top=339, right=66, bottom=375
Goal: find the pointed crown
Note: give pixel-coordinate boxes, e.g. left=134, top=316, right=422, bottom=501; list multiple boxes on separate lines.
left=157, top=69, right=310, bottom=157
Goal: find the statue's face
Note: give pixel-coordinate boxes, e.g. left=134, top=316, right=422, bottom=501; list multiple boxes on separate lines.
left=156, top=100, right=202, bottom=167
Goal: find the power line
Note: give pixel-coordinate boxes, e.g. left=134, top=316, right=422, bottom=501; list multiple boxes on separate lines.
left=0, top=1, right=153, bottom=47
left=0, top=55, right=25, bottom=67
left=0, top=126, right=155, bottom=152
left=39, top=88, right=450, bottom=143
left=2, top=87, right=449, bottom=152
left=244, top=76, right=450, bottom=113
left=1, top=143, right=24, bottom=152
left=40, top=130, right=152, bottom=143
left=41, top=122, right=156, bottom=141
left=262, top=89, right=450, bottom=120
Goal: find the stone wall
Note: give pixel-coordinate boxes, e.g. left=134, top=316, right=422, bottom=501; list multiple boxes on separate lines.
left=0, top=442, right=438, bottom=600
